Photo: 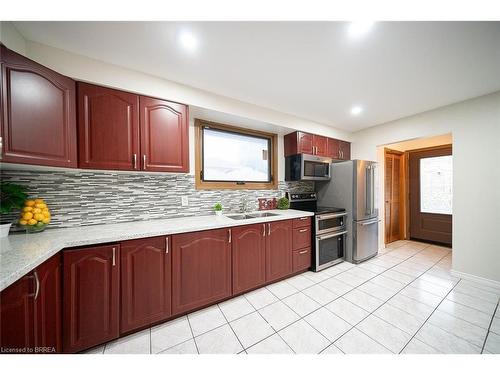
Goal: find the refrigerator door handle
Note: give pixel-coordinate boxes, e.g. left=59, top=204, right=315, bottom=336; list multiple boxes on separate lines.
left=359, top=219, right=380, bottom=226
left=365, top=165, right=371, bottom=215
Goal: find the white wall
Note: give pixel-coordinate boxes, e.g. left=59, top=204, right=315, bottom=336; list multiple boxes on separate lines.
left=352, top=92, right=500, bottom=282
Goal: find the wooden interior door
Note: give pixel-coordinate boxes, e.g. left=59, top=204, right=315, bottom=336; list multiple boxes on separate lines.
left=409, top=145, right=452, bottom=246
left=385, top=149, right=403, bottom=244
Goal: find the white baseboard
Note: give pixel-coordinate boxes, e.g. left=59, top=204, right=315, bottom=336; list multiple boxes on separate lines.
left=451, top=269, right=500, bottom=289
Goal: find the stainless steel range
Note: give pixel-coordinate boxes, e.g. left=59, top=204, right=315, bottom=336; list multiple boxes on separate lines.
left=286, top=192, right=347, bottom=272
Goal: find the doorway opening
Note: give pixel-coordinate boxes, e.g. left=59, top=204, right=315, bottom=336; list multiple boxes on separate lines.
left=378, top=134, right=453, bottom=248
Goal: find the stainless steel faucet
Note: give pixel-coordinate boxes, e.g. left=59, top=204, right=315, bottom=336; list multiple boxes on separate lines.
left=240, top=196, right=248, bottom=213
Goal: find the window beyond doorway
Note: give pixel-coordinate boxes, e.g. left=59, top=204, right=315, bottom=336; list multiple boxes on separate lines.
left=420, top=155, right=453, bottom=215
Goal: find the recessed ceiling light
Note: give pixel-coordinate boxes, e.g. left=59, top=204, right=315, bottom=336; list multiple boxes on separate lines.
left=347, top=21, right=375, bottom=38
left=350, top=106, right=363, bottom=116
left=178, top=31, right=198, bottom=52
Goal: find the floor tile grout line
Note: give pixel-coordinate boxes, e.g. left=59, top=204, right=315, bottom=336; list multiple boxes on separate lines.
left=217, top=303, right=248, bottom=352
left=397, top=277, right=463, bottom=354
left=481, top=299, right=499, bottom=354
left=432, top=304, right=495, bottom=332
left=185, top=313, right=200, bottom=354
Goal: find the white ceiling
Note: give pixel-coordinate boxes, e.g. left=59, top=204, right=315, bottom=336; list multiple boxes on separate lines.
left=13, top=21, right=500, bottom=132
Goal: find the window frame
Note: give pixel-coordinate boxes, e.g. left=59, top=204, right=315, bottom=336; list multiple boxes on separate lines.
left=195, top=119, right=278, bottom=190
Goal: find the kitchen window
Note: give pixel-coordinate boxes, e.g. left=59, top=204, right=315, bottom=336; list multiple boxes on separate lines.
left=195, top=119, right=278, bottom=189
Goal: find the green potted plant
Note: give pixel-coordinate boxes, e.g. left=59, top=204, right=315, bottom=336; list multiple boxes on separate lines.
left=0, top=182, right=28, bottom=238
left=277, top=197, right=290, bottom=210
left=214, top=202, right=223, bottom=216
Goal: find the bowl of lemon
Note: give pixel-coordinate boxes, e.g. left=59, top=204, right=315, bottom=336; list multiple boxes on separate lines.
left=18, top=199, right=51, bottom=233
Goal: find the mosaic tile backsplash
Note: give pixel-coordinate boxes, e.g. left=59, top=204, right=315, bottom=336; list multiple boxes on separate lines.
left=0, top=170, right=314, bottom=230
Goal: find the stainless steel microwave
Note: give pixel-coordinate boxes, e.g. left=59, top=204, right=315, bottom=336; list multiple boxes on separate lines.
left=285, top=154, right=332, bottom=181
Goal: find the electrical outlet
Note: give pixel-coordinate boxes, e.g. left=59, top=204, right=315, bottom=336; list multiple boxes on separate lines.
left=181, top=196, right=189, bottom=206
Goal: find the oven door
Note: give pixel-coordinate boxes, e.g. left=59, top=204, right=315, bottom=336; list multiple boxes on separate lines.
left=301, top=154, right=331, bottom=180
left=316, top=212, right=347, bottom=235
left=315, top=230, right=347, bottom=271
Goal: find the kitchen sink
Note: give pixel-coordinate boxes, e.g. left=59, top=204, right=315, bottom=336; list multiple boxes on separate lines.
left=247, top=212, right=279, bottom=218
left=226, top=212, right=280, bottom=220
left=226, top=214, right=257, bottom=220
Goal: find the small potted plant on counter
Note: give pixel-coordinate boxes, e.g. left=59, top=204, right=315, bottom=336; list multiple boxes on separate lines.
left=214, top=202, right=223, bottom=216
left=277, top=196, right=290, bottom=210
left=0, top=182, right=28, bottom=238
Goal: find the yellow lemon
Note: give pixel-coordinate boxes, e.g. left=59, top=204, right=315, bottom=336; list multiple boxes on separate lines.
left=43, top=211, right=50, bottom=218
left=35, top=203, right=47, bottom=209
left=34, top=199, right=44, bottom=204
left=25, top=200, right=35, bottom=207
left=34, top=213, right=44, bottom=221
left=33, top=208, right=42, bottom=214
left=23, top=206, right=33, bottom=212
left=22, top=212, right=34, bottom=220
left=19, top=219, right=28, bottom=225
left=28, top=219, right=37, bottom=225
left=42, top=218, right=50, bottom=224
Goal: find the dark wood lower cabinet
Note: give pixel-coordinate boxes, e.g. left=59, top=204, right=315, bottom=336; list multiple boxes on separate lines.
left=0, top=254, right=61, bottom=353
left=266, top=220, right=293, bottom=283
left=172, top=228, right=232, bottom=315
left=120, top=236, right=171, bottom=334
left=33, top=254, right=62, bottom=353
left=63, top=244, right=120, bottom=353
left=232, top=224, right=266, bottom=294
left=0, top=275, right=34, bottom=352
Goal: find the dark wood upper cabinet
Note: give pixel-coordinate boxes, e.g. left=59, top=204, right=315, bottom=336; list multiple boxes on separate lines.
left=0, top=274, right=34, bottom=351
left=265, top=220, right=293, bottom=283
left=0, top=45, right=77, bottom=168
left=313, top=135, right=328, bottom=156
left=285, top=130, right=350, bottom=160
left=140, top=96, right=189, bottom=173
left=33, top=253, right=62, bottom=353
left=77, top=82, right=140, bottom=171
left=172, top=228, right=231, bottom=315
left=339, top=140, right=351, bottom=160
left=63, top=244, right=120, bottom=353
left=0, top=253, right=62, bottom=353
left=232, top=224, right=266, bottom=295
left=120, top=236, right=171, bottom=334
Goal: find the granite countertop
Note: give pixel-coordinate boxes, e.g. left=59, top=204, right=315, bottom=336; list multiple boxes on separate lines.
left=0, top=209, right=313, bottom=292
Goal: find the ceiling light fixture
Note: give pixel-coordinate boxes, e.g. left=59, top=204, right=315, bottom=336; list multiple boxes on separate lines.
left=350, top=106, right=363, bottom=116
left=178, top=31, right=198, bottom=52
left=347, top=21, right=375, bottom=38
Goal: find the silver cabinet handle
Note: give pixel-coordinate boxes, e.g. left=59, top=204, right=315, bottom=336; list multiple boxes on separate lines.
left=299, top=250, right=309, bottom=255
left=267, top=223, right=271, bottom=236
left=0, top=136, right=3, bottom=160
left=299, top=228, right=308, bottom=233
left=228, top=229, right=232, bottom=243
left=33, top=271, right=40, bottom=301
left=142, top=155, right=147, bottom=170
left=262, top=224, right=266, bottom=237
left=299, top=217, right=308, bottom=221
left=112, top=247, right=116, bottom=266
left=166, top=237, right=169, bottom=254
left=133, top=153, right=137, bottom=169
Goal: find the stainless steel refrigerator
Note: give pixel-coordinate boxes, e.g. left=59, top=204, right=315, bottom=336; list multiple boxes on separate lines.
left=316, top=160, right=379, bottom=263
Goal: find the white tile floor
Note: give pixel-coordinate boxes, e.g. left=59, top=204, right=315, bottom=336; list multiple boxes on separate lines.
left=86, top=240, right=500, bottom=354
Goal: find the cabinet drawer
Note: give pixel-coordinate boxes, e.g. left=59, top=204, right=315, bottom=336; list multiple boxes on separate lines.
left=292, top=248, right=312, bottom=272
left=293, top=217, right=311, bottom=228
left=293, top=226, right=311, bottom=250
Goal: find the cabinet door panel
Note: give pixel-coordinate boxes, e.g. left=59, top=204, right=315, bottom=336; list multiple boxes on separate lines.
left=232, top=224, right=266, bottom=294
left=339, top=141, right=351, bottom=160
left=77, top=82, right=139, bottom=170
left=120, top=236, right=171, bottom=333
left=266, top=220, right=293, bottom=282
left=327, top=138, right=340, bottom=159
left=292, top=248, right=312, bottom=272
left=297, top=132, right=313, bottom=154
left=63, top=244, right=120, bottom=353
left=313, top=135, right=328, bottom=156
left=0, top=275, right=34, bottom=351
left=33, top=254, right=62, bottom=353
left=140, top=97, right=188, bottom=172
left=0, top=45, right=77, bottom=167
left=172, top=229, right=231, bottom=315
left=292, top=226, right=311, bottom=250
